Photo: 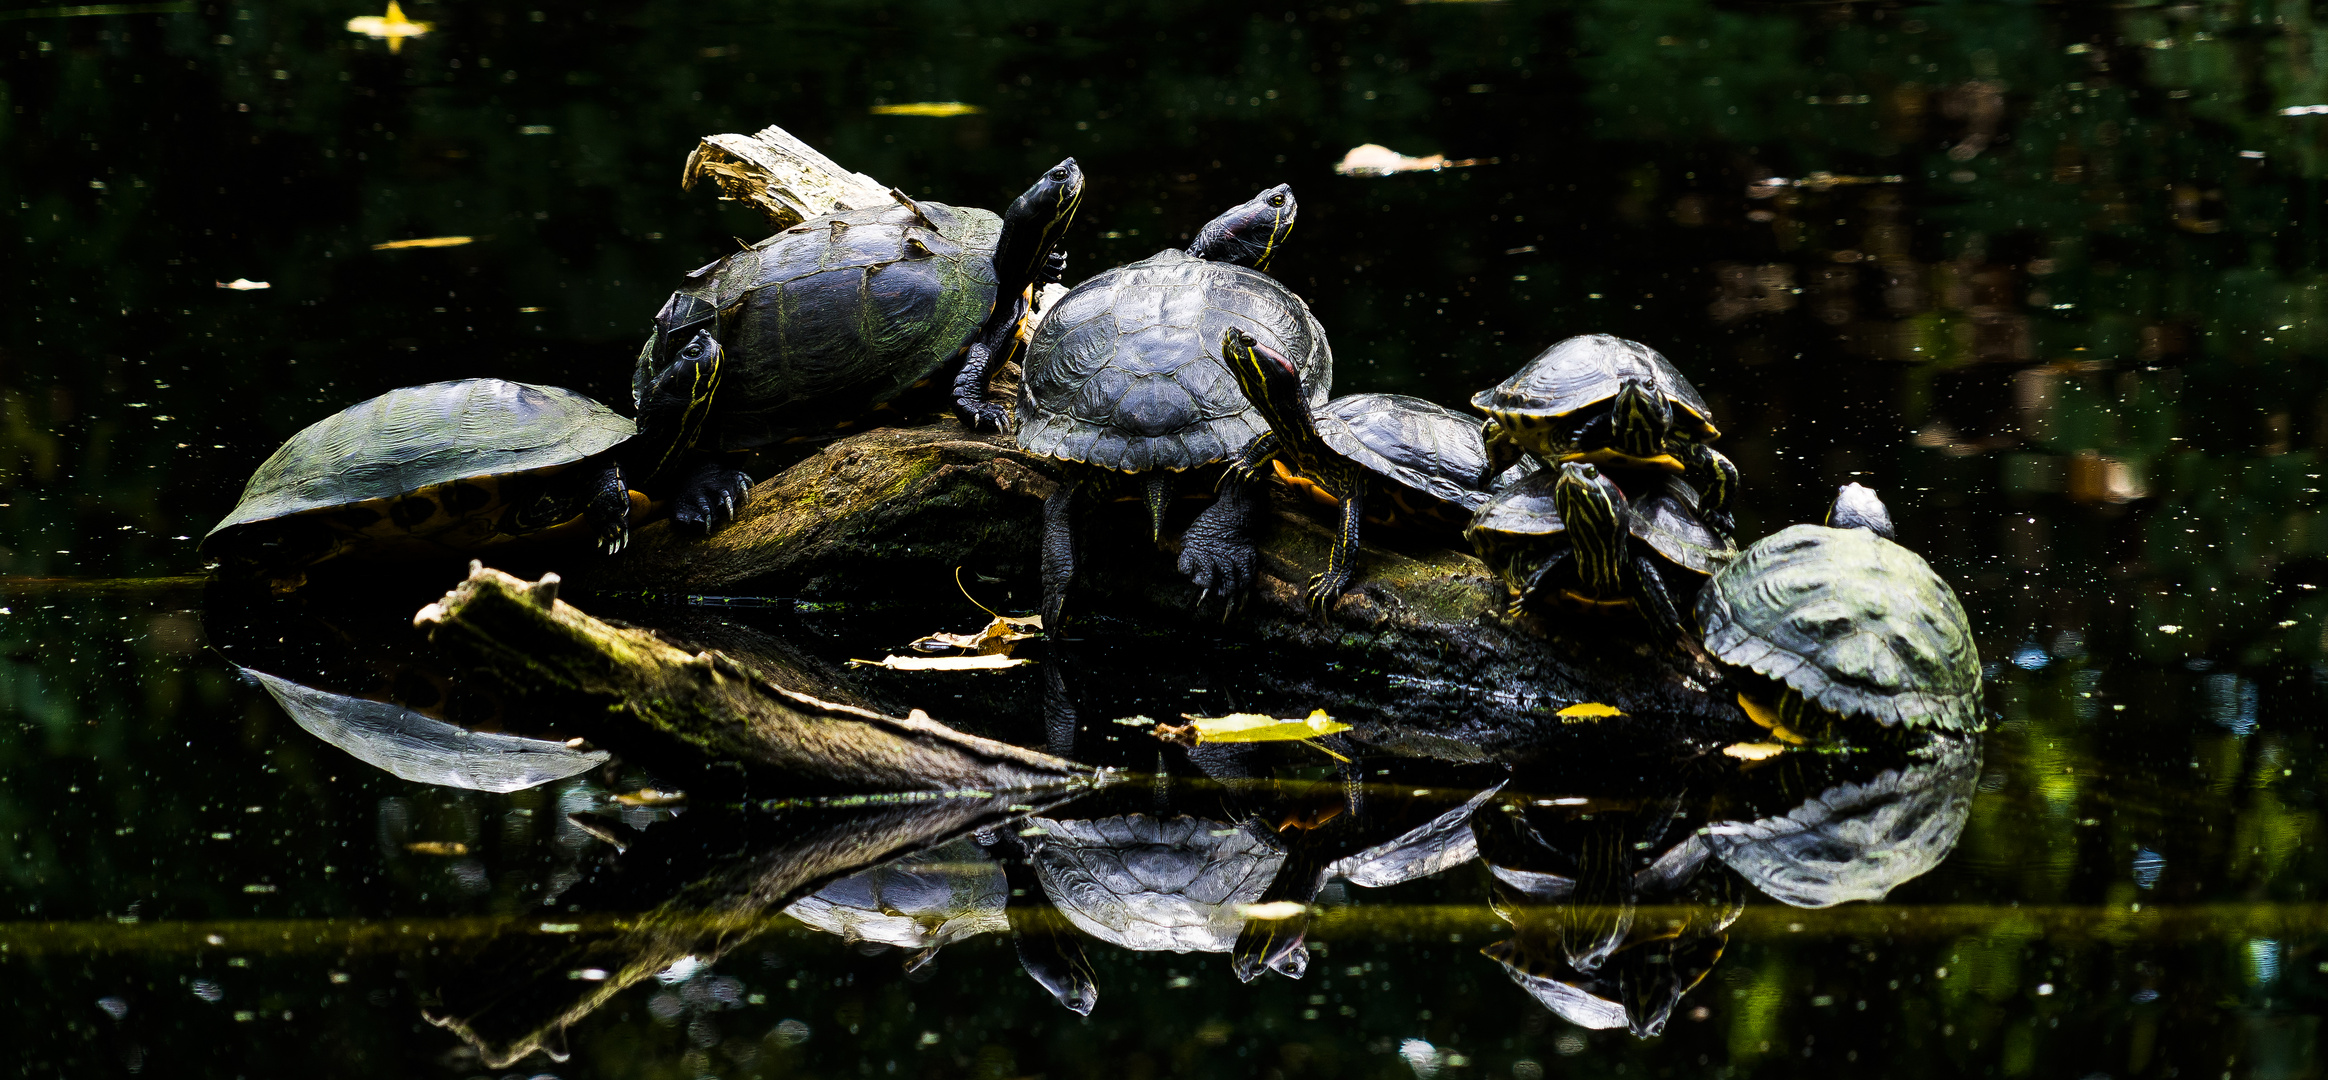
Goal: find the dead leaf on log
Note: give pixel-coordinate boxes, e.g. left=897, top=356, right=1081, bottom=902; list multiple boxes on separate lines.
left=1556, top=702, right=1626, bottom=722
left=908, top=570, right=1043, bottom=656
left=850, top=654, right=1031, bottom=672
left=1153, top=709, right=1353, bottom=761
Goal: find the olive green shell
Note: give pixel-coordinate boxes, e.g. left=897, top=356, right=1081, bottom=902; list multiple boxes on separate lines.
left=1464, top=469, right=1732, bottom=586
left=1317, top=393, right=1496, bottom=512
left=205, top=379, right=633, bottom=544
left=635, top=198, right=1001, bottom=449
left=1016, top=249, right=1331, bottom=473
left=1470, top=334, right=1716, bottom=435
left=1696, top=524, right=1983, bottom=732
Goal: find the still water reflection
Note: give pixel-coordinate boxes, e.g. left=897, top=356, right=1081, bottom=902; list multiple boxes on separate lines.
left=8, top=0, right=2328, bottom=1076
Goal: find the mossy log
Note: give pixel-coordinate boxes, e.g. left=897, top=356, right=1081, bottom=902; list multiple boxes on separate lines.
left=584, top=423, right=1747, bottom=750
left=413, top=563, right=1096, bottom=793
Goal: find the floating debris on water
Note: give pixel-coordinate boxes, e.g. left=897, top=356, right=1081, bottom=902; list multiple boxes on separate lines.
left=1747, top=172, right=1906, bottom=197
left=1154, top=710, right=1352, bottom=760
left=371, top=236, right=474, bottom=250
left=908, top=571, right=1043, bottom=656
left=1555, top=701, right=1624, bottom=721
left=2280, top=105, right=2328, bottom=116
left=851, top=653, right=1031, bottom=671
left=1334, top=144, right=1491, bottom=177
left=870, top=102, right=985, bottom=118
left=345, top=0, right=430, bottom=53
left=402, top=841, right=469, bottom=856
left=215, top=278, right=270, bottom=290
left=611, top=788, right=686, bottom=808
left=1723, top=742, right=1789, bottom=761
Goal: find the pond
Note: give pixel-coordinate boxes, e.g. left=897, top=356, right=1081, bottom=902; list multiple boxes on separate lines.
left=6, top=0, right=2327, bottom=1077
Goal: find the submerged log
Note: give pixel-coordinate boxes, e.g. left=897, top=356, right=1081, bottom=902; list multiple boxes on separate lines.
left=583, top=422, right=1746, bottom=750
left=413, top=563, right=1095, bottom=793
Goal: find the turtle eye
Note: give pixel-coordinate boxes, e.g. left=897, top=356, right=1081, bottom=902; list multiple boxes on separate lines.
left=1268, top=194, right=1286, bottom=207
left=1050, top=167, right=1068, bottom=182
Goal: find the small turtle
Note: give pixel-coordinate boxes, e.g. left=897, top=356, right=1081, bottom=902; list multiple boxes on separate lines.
left=1463, top=461, right=1734, bottom=642
left=1471, top=334, right=1740, bottom=537
left=1704, top=731, right=1981, bottom=907
left=203, top=376, right=661, bottom=570
left=1695, top=484, right=1983, bottom=735
left=635, top=160, right=1085, bottom=529
left=1208, top=328, right=1497, bottom=613
left=1014, top=185, right=1322, bottom=625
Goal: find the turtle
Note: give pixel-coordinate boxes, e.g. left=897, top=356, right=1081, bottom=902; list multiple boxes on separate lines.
left=202, top=377, right=652, bottom=571
left=240, top=667, right=609, bottom=793
left=633, top=159, right=1086, bottom=530
left=783, top=837, right=1009, bottom=964
left=1013, top=184, right=1322, bottom=625
left=1462, top=461, right=1735, bottom=643
left=1703, top=731, right=1981, bottom=907
left=1471, top=334, right=1741, bottom=538
left=1207, top=328, right=1498, bottom=614
left=1695, top=483, right=1984, bottom=735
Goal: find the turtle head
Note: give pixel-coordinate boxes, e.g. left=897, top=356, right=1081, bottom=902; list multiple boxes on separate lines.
left=1189, top=184, right=1297, bottom=270
left=1220, top=327, right=1320, bottom=456
left=1552, top=461, right=1630, bottom=592
left=1006, top=157, right=1086, bottom=248
left=1826, top=482, right=1895, bottom=538
left=1606, top=375, right=1674, bottom=461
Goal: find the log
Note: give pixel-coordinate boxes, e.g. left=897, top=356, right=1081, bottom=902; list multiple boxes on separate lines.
left=412, top=563, right=1097, bottom=794
left=580, top=423, right=1748, bottom=754
left=679, top=124, right=894, bottom=230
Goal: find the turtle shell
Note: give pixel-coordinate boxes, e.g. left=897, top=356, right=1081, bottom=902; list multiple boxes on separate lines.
left=241, top=667, right=609, bottom=793
left=1316, top=393, right=1497, bottom=513
left=635, top=198, right=1002, bottom=449
left=205, top=379, right=633, bottom=556
left=1704, top=733, right=1981, bottom=907
left=1696, top=524, right=1984, bottom=732
left=1463, top=468, right=1730, bottom=589
left=784, top=837, right=1008, bottom=951
left=1469, top=334, right=1717, bottom=449
left=1021, top=813, right=1282, bottom=953
left=1016, top=249, right=1332, bottom=473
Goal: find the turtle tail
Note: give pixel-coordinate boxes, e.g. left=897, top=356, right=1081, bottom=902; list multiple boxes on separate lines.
left=1145, top=474, right=1172, bottom=545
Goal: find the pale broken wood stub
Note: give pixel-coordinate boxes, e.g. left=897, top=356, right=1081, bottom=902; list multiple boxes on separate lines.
left=681, top=124, right=895, bottom=231
left=414, top=562, right=1094, bottom=793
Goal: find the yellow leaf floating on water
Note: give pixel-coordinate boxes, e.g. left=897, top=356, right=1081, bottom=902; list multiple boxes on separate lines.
left=850, top=654, right=1031, bottom=671
left=402, top=841, right=468, bottom=856
left=1155, top=709, right=1352, bottom=752
left=346, top=0, right=431, bottom=53
left=215, top=278, right=271, bottom=291
left=1236, top=901, right=1309, bottom=921
left=911, top=614, right=1042, bottom=656
left=1333, top=143, right=1490, bottom=177
left=1722, top=742, right=1790, bottom=761
left=612, top=788, right=686, bottom=807
left=372, top=235, right=474, bottom=250
left=870, top=102, right=985, bottom=118
left=1555, top=701, right=1625, bottom=721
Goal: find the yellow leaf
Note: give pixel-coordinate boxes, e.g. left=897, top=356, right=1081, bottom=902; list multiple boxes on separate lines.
left=612, top=788, right=686, bottom=807
left=909, top=568, right=1044, bottom=656
left=1236, top=901, right=1309, bottom=921
left=1722, top=742, right=1790, bottom=761
left=402, top=841, right=468, bottom=856
left=372, top=235, right=474, bottom=250
left=849, top=654, right=1031, bottom=671
left=1169, top=709, right=1351, bottom=744
left=869, top=102, right=985, bottom=117
left=1556, top=701, right=1625, bottom=721
left=346, top=0, right=430, bottom=52
left=214, top=278, right=271, bottom=291
left=1333, top=143, right=1488, bottom=177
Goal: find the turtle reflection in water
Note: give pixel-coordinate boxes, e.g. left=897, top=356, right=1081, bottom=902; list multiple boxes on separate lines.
left=1015, top=185, right=1327, bottom=625
left=1697, top=483, right=1984, bottom=739
left=783, top=837, right=1008, bottom=969
left=203, top=378, right=653, bottom=572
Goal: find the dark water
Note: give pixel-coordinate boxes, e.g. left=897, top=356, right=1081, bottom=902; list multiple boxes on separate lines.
left=7, top=0, right=2328, bottom=1076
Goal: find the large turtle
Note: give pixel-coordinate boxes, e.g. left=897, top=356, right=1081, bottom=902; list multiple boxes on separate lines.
left=203, top=377, right=654, bottom=570
left=634, top=160, right=1085, bottom=529
left=1013, top=185, right=1322, bottom=625
left=1463, top=461, right=1734, bottom=643
left=1703, top=732, right=1981, bottom=907
left=1196, top=329, right=1497, bottom=614
left=1472, top=334, right=1741, bottom=537
left=1696, top=484, right=1983, bottom=734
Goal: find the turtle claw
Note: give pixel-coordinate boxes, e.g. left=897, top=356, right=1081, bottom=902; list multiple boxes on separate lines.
left=673, top=461, right=754, bottom=534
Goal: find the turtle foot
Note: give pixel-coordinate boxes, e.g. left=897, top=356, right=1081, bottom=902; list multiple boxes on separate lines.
left=1303, top=570, right=1350, bottom=621
left=958, top=399, right=1011, bottom=433
left=1178, top=515, right=1258, bottom=623
left=595, top=521, right=630, bottom=556
left=672, top=460, right=754, bottom=533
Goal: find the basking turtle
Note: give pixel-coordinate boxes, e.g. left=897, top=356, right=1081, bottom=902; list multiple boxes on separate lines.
left=1014, top=185, right=1321, bottom=624
left=1463, top=462, right=1734, bottom=641
left=1696, top=484, right=1983, bottom=734
left=635, top=160, right=1085, bottom=528
left=1471, top=334, right=1740, bottom=537
left=203, top=376, right=658, bottom=570
left=1212, top=329, right=1496, bottom=613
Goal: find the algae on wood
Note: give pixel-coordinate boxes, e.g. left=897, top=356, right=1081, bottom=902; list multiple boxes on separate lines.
left=414, top=563, right=1094, bottom=793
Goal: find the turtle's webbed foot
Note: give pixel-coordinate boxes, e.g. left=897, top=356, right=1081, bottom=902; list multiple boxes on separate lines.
left=961, top=400, right=1010, bottom=433
left=1304, top=569, right=1350, bottom=620
left=595, top=519, right=630, bottom=556
left=673, top=460, right=754, bottom=533
left=1178, top=490, right=1260, bottom=621
left=1038, top=250, right=1068, bottom=286
left=953, top=341, right=1010, bottom=433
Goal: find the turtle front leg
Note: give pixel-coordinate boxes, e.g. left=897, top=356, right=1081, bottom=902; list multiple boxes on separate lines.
left=671, top=455, right=754, bottom=533
left=1039, top=481, right=1080, bottom=628
left=1480, top=418, right=1525, bottom=476
left=1230, top=844, right=1327, bottom=983
left=1178, top=472, right=1262, bottom=620
left=977, top=828, right=1099, bottom=1016
left=953, top=303, right=1026, bottom=432
left=1224, top=431, right=1282, bottom=488
left=1628, top=552, right=1696, bottom=648
left=1512, top=548, right=1573, bottom=618
left=1678, top=442, right=1740, bottom=542
left=585, top=462, right=633, bottom=554
left=1036, top=249, right=1068, bottom=287
left=1307, top=484, right=1365, bottom=617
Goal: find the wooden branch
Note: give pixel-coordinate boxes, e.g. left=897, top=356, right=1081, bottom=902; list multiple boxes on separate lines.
left=413, top=563, right=1095, bottom=793
left=680, top=123, right=895, bottom=230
